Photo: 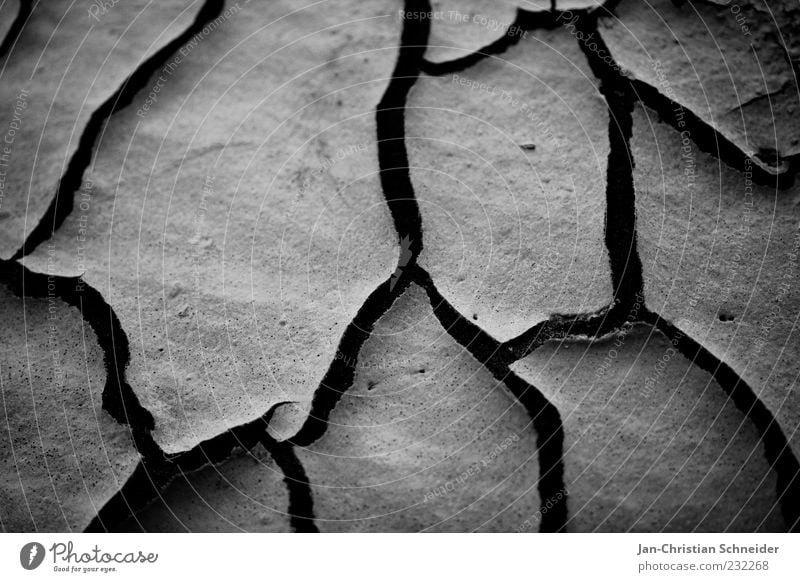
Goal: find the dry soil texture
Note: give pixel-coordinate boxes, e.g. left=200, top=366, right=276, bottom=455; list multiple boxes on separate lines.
left=1, top=0, right=798, bottom=532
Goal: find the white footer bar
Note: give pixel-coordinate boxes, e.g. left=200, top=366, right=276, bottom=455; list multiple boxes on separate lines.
left=1, top=533, right=798, bottom=581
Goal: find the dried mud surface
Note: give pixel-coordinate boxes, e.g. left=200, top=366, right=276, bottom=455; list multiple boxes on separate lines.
left=1, top=0, right=798, bottom=532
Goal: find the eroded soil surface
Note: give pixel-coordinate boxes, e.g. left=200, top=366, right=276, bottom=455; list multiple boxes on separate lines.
left=1, top=0, right=798, bottom=532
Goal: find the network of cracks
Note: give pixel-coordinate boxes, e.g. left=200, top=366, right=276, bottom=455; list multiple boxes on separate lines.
left=1, top=0, right=798, bottom=533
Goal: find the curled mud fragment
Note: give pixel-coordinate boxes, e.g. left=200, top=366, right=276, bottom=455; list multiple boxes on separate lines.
left=266, top=402, right=307, bottom=443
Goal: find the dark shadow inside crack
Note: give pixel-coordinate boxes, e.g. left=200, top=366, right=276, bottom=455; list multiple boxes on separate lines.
left=0, top=0, right=32, bottom=61
left=376, top=0, right=430, bottom=262
left=574, top=12, right=644, bottom=314
left=261, top=435, right=318, bottom=533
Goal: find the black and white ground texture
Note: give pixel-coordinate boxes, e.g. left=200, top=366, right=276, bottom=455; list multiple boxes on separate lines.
left=1, top=0, right=799, bottom=532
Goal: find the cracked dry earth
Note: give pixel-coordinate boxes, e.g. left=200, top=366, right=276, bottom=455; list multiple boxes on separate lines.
left=1, top=0, right=799, bottom=533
